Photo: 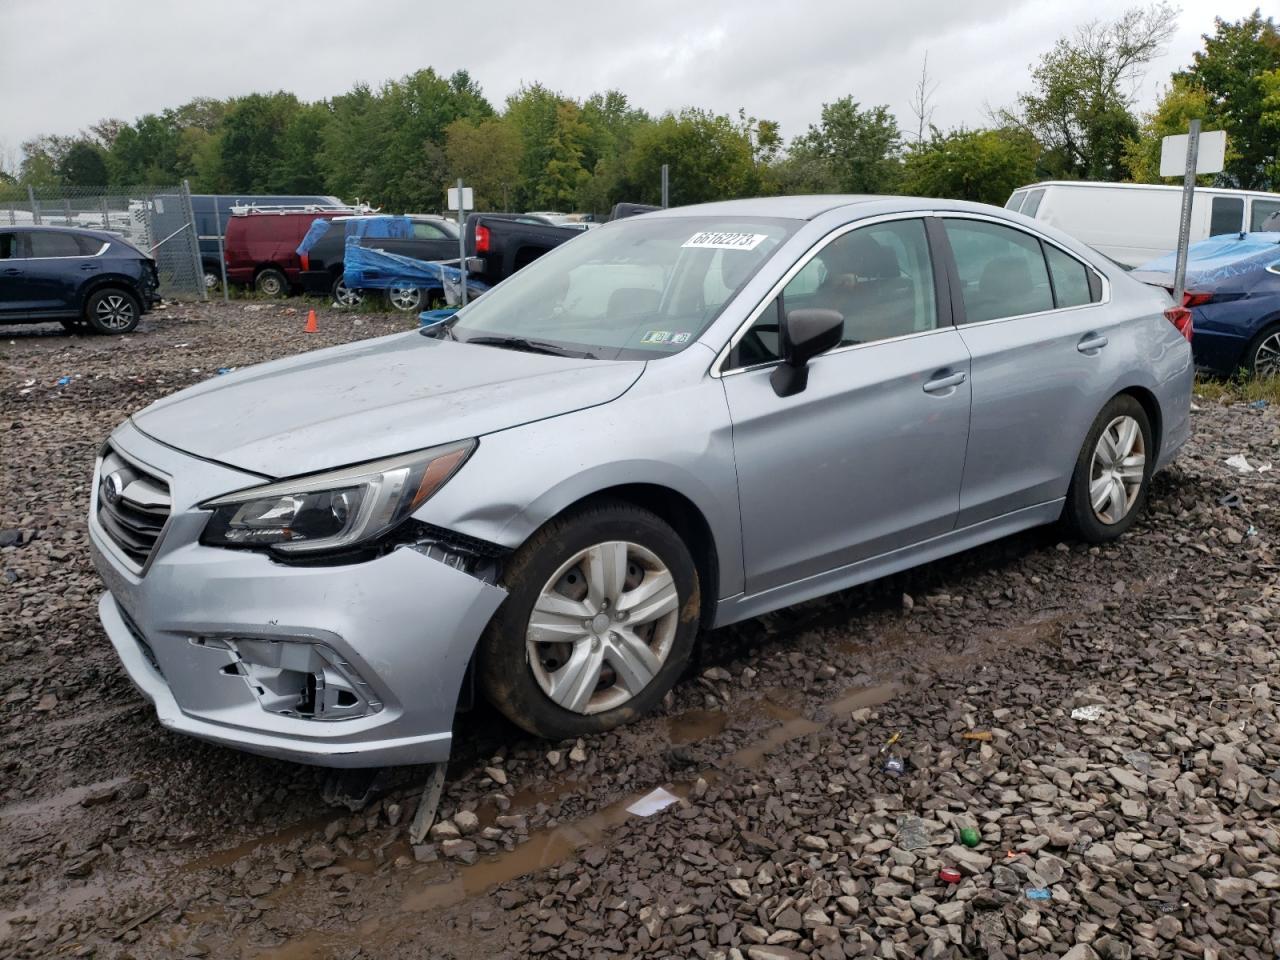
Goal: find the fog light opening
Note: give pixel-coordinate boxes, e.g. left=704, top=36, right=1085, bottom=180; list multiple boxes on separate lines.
left=218, top=637, right=382, bottom=721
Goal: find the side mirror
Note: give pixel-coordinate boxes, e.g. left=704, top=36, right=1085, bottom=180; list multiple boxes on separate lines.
left=770, top=308, right=843, bottom=397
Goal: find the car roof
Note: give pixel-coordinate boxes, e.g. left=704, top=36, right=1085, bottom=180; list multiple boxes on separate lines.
left=639, top=194, right=1033, bottom=222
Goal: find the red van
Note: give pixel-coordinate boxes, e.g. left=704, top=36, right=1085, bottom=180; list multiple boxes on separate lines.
left=223, top=210, right=352, bottom=295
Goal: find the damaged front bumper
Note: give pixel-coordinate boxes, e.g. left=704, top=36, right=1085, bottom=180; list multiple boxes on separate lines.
left=88, top=421, right=506, bottom=768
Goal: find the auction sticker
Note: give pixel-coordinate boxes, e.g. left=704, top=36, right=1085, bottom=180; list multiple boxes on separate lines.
left=641, top=330, right=692, bottom=344
left=682, top=231, right=767, bottom=251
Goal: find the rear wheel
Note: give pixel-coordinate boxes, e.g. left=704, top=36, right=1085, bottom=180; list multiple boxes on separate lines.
left=203, top=269, right=222, bottom=293
left=255, top=268, right=287, bottom=297
left=84, top=288, right=140, bottom=334
left=1246, top=325, right=1280, bottom=379
left=386, top=285, right=423, bottom=312
left=331, top=275, right=363, bottom=308
left=478, top=501, right=699, bottom=739
left=1062, top=395, right=1152, bottom=542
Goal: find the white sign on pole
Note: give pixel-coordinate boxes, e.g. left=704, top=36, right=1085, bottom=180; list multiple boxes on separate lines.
left=446, top=186, right=474, bottom=211
left=1160, top=129, right=1225, bottom=177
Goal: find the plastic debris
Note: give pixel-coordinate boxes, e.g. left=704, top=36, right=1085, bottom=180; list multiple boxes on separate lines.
left=1071, top=704, right=1105, bottom=722
left=1247, top=525, right=1258, bottom=537
left=1224, top=454, right=1255, bottom=473
left=896, top=816, right=931, bottom=851
left=626, top=786, right=680, bottom=817
left=959, top=827, right=981, bottom=848
left=938, top=867, right=962, bottom=884
left=56, top=376, right=72, bottom=386
left=882, top=756, right=906, bottom=777
left=216, top=368, right=232, bottom=375
left=1218, top=492, right=1244, bottom=508
left=961, top=731, right=993, bottom=742
left=1249, top=399, right=1269, bottom=409
left=1025, top=888, right=1051, bottom=901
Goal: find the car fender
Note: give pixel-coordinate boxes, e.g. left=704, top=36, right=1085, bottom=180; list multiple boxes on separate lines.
left=80, top=272, right=144, bottom=309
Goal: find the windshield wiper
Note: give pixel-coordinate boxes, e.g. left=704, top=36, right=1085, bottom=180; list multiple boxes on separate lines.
left=460, top=335, right=593, bottom=359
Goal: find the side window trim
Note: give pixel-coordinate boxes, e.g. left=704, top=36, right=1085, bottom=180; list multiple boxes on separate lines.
left=936, top=213, right=1109, bottom=328
left=717, top=213, right=948, bottom=375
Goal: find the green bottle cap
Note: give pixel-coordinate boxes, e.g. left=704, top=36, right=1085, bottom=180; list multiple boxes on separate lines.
left=960, top=827, right=981, bottom=848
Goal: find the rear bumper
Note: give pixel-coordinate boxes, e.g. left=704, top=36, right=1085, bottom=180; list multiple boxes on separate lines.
left=88, top=421, right=507, bottom=768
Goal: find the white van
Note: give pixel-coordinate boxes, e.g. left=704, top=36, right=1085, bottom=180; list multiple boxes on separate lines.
left=1006, top=181, right=1280, bottom=268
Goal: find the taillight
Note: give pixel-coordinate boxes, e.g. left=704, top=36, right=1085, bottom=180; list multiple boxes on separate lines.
left=299, top=253, right=310, bottom=271
left=1164, top=305, right=1194, bottom=342
left=1182, top=290, right=1212, bottom=307
left=475, top=224, right=490, bottom=254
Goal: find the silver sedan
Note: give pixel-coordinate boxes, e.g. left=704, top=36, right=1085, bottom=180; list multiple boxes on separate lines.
left=89, top=195, right=1193, bottom=767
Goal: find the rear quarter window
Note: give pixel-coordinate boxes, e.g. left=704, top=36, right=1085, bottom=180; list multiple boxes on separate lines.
left=1020, top=189, right=1046, bottom=217
left=28, top=232, right=85, bottom=258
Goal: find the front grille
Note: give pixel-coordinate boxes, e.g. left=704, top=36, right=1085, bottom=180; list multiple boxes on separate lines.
left=97, top=449, right=171, bottom=568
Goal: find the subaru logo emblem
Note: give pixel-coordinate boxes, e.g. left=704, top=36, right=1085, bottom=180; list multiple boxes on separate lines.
left=102, top=471, right=125, bottom=506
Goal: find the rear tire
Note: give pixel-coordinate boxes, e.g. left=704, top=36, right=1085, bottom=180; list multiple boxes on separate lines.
left=331, top=275, right=363, bottom=308
left=478, top=501, right=700, bottom=740
left=83, top=288, right=140, bottom=334
left=1062, top=394, right=1152, bottom=543
left=386, top=286, right=424, bottom=312
left=1245, top=324, right=1280, bottom=379
left=255, top=268, right=287, bottom=297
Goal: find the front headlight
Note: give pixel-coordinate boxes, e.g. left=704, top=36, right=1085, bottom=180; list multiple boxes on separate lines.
left=200, top=440, right=475, bottom=554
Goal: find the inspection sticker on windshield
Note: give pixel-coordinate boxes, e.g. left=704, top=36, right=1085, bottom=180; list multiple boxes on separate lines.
left=682, top=231, right=767, bottom=251
left=641, top=330, right=691, bottom=344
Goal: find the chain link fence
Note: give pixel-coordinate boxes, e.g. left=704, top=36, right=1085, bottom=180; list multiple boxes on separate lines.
left=0, top=182, right=206, bottom=300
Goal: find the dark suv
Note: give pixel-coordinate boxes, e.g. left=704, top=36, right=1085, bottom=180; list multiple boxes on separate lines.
left=0, top=226, right=160, bottom=334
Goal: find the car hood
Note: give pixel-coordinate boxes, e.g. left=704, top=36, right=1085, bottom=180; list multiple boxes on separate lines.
left=131, top=332, right=644, bottom=478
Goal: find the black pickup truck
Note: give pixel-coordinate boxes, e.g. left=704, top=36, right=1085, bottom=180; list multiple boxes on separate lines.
left=462, top=214, right=586, bottom=286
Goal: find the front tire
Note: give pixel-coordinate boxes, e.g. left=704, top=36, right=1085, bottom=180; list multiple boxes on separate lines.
left=84, top=288, right=140, bottom=334
left=386, top=285, right=424, bottom=312
left=1062, top=394, right=1152, bottom=543
left=255, top=268, right=287, bottom=297
left=331, top=275, right=363, bottom=308
left=478, top=501, right=700, bottom=740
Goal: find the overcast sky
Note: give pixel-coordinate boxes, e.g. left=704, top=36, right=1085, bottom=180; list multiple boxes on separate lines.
left=0, top=0, right=1264, bottom=162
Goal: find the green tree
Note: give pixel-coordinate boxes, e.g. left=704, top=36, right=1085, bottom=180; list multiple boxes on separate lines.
left=505, top=84, right=571, bottom=209
left=788, top=97, right=902, bottom=193
left=55, top=140, right=109, bottom=186
left=18, top=135, right=74, bottom=187
left=1176, top=10, right=1280, bottom=189
left=900, top=127, right=1040, bottom=204
left=621, top=109, right=759, bottom=206
left=1121, top=78, right=1219, bottom=183
left=999, top=4, right=1176, bottom=180
left=445, top=116, right=522, bottom=209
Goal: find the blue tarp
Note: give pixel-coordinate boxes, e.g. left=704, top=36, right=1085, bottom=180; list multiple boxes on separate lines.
left=343, top=239, right=488, bottom=305
left=296, top=218, right=334, bottom=256
left=296, top=215, right=417, bottom=257
left=1136, top=232, right=1280, bottom=285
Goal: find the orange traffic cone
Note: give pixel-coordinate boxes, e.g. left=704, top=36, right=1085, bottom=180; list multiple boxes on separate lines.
left=304, top=309, right=318, bottom=333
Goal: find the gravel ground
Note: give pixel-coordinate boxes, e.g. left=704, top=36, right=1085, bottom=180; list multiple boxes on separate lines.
left=1, top=302, right=1278, bottom=960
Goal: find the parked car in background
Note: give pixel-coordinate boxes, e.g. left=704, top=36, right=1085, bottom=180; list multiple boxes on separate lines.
left=1131, top=232, right=1280, bottom=377
left=1006, top=181, right=1280, bottom=268
left=89, top=195, right=1190, bottom=768
left=189, top=194, right=342, bottom=291
left=298, top=214, right=460, bottom=310
left=0, top=225, right=159, bottom=333
left=223, top=206, right=367, bottom=295
left=464, top=213, right=585, bottom=286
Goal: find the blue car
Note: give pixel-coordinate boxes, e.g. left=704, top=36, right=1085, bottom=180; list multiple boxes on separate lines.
left=1133, top=232, right=1280, bottom=378
left=0, top=225, right=161, bottom=334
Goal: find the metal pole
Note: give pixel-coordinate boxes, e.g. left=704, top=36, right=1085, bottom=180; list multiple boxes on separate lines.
left=1172, top=119, right=1200, bottom=308
left=101, top=195, right=110, bottom=230
left=661, top=164, right=669, bottom=208
left=27, top=185, right=40, bottom=225
left=457, top=177, right=467, bottom=307
left=212, top=194, right=229, bottom=303
left=182, top=180, right=207, bottom=301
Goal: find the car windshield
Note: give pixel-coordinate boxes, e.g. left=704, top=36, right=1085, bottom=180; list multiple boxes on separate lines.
left=444, top=215, right=800, bottom=359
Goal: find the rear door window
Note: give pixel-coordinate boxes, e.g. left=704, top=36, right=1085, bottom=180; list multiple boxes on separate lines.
left=1044, top=244, right=1096, bottom=308
left=75, top=235, right=106, bottom=255
left=1209, top=196, right=1244, bottom=236
left=412, top=222, right=449, bottom=240
left=943, top=219, right=1054, bottom=323
left=28, top=232, right=86, bottom=258
left=1020, top=189, right=1046, bottom=217
left=1250, top=199, right=1280, bottom=232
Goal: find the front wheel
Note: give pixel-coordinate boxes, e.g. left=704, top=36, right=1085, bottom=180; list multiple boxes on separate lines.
left=1062, top=395, right=1152, bottom=542
left=331, top=275, right=363, bottom=308
left=84, top=288, right=140, bottom=334
left=255, top=268, right=287, bottom=297
left=386, top=285, right=424, bottom=312
left=478, top=502, right=700, bottom=740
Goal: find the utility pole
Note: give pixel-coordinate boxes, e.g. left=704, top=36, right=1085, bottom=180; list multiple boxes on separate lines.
left=661, top=164, right=669, bottom=209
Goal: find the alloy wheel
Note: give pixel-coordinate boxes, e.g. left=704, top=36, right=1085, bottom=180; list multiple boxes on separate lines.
left=203, top=271, right=220, bottom=291
left=1254, top=332, right=1280, bottom=379
left=525, top=541, right=680, bottom=715
left=1089, top=415, right=1145, bottom=525
left=94, top=294, right=136, bottom=331
left=334, top=280, right=363, bottom=307
left=388, top=286, right=422, bottom=311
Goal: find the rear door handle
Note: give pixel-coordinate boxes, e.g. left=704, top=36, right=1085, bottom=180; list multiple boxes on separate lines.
left=1077, top=334, right=1108, bottom=353
left=923, top=371, right=967, bottom=394
left=1, top=267, right=19, bottom=276
left=80, top=263, right=99, bottom=271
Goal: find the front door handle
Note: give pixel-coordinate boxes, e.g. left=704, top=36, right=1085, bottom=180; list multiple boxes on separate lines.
left=1077, top=334, right=1108, bottom=353
left=923, top=371, right=967, bottom=394
left=1, top=267, right=19, bottom=276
